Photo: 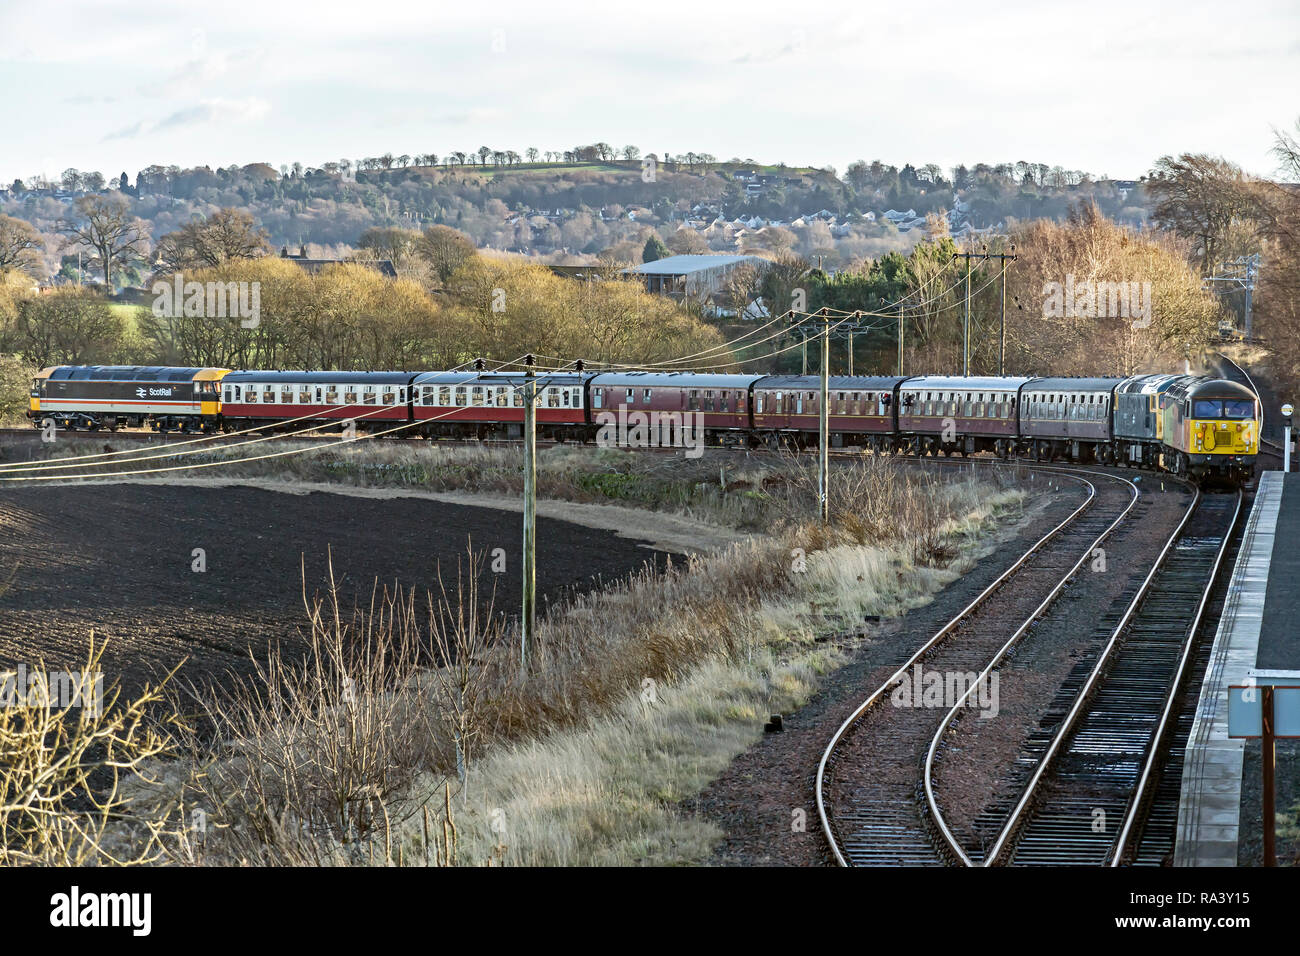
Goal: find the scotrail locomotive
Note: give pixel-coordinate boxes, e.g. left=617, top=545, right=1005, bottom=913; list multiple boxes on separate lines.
left=28, top=364, right=1260, bottom=483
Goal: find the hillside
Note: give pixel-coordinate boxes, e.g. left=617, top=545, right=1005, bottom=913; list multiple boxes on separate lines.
left=1, top=150, right=1150, bottom=284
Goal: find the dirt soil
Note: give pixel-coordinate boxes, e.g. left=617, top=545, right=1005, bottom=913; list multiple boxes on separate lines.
left=0, top=481, right=676, bottom=698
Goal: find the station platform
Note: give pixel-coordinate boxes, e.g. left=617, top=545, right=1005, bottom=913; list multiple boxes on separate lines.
left=1175, top=471, right=1298, bottom=865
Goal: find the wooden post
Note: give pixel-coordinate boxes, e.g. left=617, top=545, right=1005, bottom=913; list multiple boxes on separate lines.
left=998, top=255, right=1008, bottom=376
left=897, top=302, right=904, bottom=376
left=962, top=254, right=971, bottom=376
left=521, top=355, right=536, bottom=672
left=1263, top=684, right=1277, bottom=866
left=819, top=311, right=830, bottom=525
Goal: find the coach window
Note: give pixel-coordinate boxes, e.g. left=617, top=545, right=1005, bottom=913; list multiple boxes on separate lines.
left=469, top=386, right=482, bottom=407
left=547, top=387, right=560, bottom=408
left=454, top=387, right=467, bottom=406
left=513, top=389, right=523, bottom=408
left=223, top=384, right=232, bottom=402
left=643, top=389, right=652, bottom=403
left=593, top=389, right=602, bottom=409
left=381, top=388, right=395, bottom=405
left=246, top=386, right=259, bottom=403
left=296, top=385, right=309, bottom=404
left=433, top=386, right=446, bottom=406
left=626, top=388, right=634, bottom=404
left=497, top=389, right=510, bottom=408
left=561, top=388, right=571, bottom=407
left=688, top=390, right=699, bottom=411
left=755, top=394, right=764, bottom=414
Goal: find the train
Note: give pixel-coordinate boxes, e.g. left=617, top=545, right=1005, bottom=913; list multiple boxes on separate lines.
left=28, top=364, right=1260, bottom=483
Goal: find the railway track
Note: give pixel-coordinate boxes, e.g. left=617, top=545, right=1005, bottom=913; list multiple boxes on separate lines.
left=923, top=487, right=1241, bottom=866
left=815, top=466, right=1143, bottom=866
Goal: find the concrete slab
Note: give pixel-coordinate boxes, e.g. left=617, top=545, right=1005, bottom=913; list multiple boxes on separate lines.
left=1174, top=471, right=1282, bottom=866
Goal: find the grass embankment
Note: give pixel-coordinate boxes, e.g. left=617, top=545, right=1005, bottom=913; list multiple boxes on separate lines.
left=4, top=448, right=1027, bottom=866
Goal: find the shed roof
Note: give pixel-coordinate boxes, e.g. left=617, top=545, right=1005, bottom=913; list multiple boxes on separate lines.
left=622, top=254, right=764, bottom=276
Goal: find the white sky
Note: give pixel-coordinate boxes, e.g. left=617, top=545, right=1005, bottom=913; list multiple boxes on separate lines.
left=1, top=0, right=1296, bottom=185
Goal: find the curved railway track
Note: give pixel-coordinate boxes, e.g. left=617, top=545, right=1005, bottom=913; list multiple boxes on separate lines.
left=815, top=466, right=1144, bottom=866
left=921, top=487, right=1241, bottom=866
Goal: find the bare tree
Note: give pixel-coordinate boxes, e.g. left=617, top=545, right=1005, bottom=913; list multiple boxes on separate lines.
left=59, top=194, right=150, bottom=287
left=155, top=208, right=270, bottom=271
left=0, top=214, right=45, bottom=276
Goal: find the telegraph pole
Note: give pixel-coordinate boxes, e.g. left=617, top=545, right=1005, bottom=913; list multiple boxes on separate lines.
left=897, top=302, right=904, bottom=376
left=955, top=247, right=1017, bottom=376
left=962, top=254, right=971, bottom=375
left=997, top=245, right=1016, bottom=375
left=819, top=310, right=830, bottom=525
left=520, top=354, right=537, bottom=672
left=1245, top=255, right=1257, bottom=339
left=847, top=311, right=855, bottom=376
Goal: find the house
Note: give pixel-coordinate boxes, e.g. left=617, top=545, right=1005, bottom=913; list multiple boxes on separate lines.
left=883, top=208, right=917, bottom=223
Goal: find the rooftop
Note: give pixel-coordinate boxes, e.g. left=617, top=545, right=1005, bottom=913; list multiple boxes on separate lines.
left=622, top=254, right=764, bottom=276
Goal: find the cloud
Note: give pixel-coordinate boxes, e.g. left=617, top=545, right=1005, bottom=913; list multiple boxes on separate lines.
left=103, top=97, right=270, bottom=141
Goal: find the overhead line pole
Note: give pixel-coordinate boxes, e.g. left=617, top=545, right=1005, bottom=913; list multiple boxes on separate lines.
left=963, top=254, right=971, bottom=375
left=998, top=245, right=1016, bottom=376
left=898, top=301, right=904, bottom=376
left=819, top=309, right=830, bottom=525
left=520, top=354, right=537, bottom=673
left=955, top=247, right=1017, bottom=376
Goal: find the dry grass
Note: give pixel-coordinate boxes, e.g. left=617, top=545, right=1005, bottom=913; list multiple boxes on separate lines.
left=0, top=636, right=182, bottom=865
left=31, top=435, right=1017, bottom=535
left=23, top=455, right=1025, bottom=866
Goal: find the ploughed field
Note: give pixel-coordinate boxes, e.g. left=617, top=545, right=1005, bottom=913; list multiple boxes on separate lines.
left=0, top=483, right=671, bottom=697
